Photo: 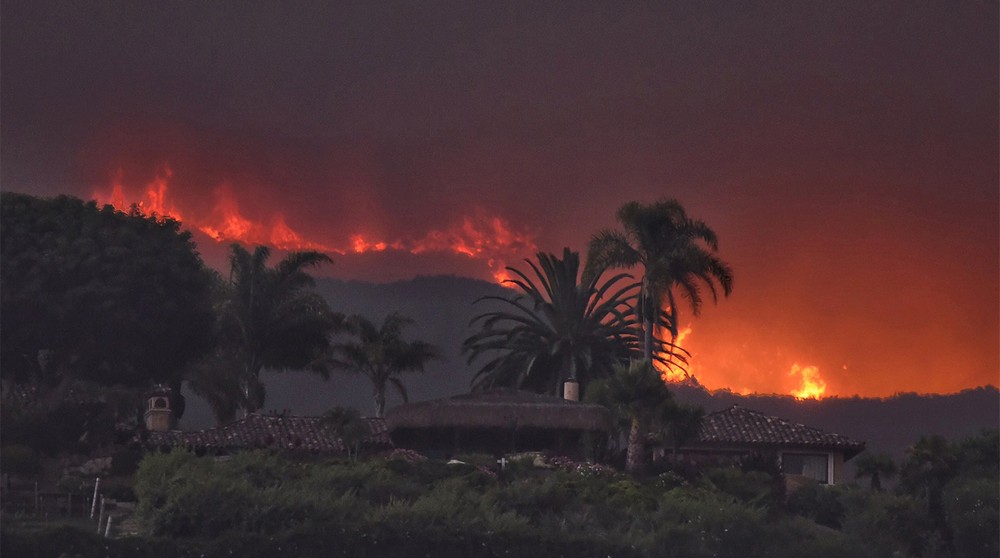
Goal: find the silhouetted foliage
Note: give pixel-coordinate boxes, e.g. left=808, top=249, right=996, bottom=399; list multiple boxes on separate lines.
left=187, top=244, right=339, bottom=422
left=464, top=248, right=640, bottom=396
left=332, top=313, right=440, bottom=417
left=0, top=193, right=214, bottom=389
left=586, top=360, right=673, bottom=473
left=321, top=406, right=369, bottom=459
left=854, top=452, right=897, bottom=491
left=587, top=199, right=733, bottom=368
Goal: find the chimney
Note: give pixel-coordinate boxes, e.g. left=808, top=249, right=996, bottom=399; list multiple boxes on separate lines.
left=563, top=379, right=579, bottom=402
left=144, top=385, right=176, bottom=432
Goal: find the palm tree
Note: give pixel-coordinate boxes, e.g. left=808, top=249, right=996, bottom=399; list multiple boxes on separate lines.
left=585, top=360, right=673, bottom=474
left=189, top=244, right=339, bottom=421
left=462, top=248, right=640, bottom=396
left=658, top=402, right=705, bottom=463
left=902, top=435, right=959, bottom=535
left=321, top=406, right=369, bottom=461
left=587, top=199, right=733, bottom=369
left=854, top=452, right=898, bottom=491
left=332, top=313, right=440, bottom=418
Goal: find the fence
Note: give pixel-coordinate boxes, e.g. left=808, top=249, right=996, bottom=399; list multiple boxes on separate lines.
left=1, top=478, right=136, bottom=537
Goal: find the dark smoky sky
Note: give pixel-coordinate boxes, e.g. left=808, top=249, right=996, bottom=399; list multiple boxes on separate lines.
left=2, top=0, right=997, bottom=396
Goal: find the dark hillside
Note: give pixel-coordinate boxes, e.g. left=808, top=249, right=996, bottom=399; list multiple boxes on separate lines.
left=671, top=384, right=999, bottom=459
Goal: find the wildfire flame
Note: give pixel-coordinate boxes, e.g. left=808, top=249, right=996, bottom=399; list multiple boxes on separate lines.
left=788, top=363, right=827, bottom=399
left=653, top=320, right=830, bottom=400
left=654, top=326, right=694, bottom=383
left=92, top=167, right=535, bottom=284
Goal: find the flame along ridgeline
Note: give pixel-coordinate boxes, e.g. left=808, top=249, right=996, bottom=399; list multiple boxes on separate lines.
left=654, top=326, right=829, bottom=400
left=92, top=168, right=830, bottom=400
left=93, top=167, right=537, bottom=284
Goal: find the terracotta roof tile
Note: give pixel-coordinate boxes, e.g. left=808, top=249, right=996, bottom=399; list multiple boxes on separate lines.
left=694, top=405, right=864, bottom=456
left=141, top=414, right=391, bottom=454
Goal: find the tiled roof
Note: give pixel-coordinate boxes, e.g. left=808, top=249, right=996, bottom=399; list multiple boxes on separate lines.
left=693, top=405, right=864, bottom=456
left=140, top=414, right=390, bottom=454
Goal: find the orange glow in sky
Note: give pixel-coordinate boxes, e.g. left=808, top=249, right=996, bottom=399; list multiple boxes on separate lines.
left=655, top=323, right=831, bottom=399
left=88, top=165, right=995, bottom=400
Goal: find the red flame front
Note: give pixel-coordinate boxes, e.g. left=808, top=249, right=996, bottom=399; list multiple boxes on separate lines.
left=92, top=167, right=535, bottom=284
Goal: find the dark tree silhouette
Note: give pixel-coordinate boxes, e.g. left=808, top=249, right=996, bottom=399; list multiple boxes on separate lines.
left=463, top=248, right=640, bottom=396
left=585, top=360, right=674, bottom=474
left=332, top=313, right=440, bottom=418
left=902, top=435, right=959, bottom=538
left=0, top=193, right=214, bottom=397
left=854, top=452, right=898, bottom=491
left=188, top=244, right=339, bottom=422
left=587, top=199, right=733, bottom=371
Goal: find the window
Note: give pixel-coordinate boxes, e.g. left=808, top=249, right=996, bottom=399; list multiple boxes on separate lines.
left=782, top=453, right=829, bottom=484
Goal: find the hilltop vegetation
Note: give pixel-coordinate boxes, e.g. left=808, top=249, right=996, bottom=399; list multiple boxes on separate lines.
left=5, top=429, right=996, bottom=558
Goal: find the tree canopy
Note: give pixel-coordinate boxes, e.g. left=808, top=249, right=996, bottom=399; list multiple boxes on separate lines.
left=0, top=193, right=215, bottom=389
left=187, top=244, right=339, bottom=422
left=332, top=313, right=440, bottom=418
left=587, top=199, right=733, bottom=368
left=463, top=248, right=640, bottom=396
left=585, top=360, right=674, bottom=474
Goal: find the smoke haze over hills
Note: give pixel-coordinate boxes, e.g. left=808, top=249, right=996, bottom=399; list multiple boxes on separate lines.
left=3, top=1, right=997, bottom=397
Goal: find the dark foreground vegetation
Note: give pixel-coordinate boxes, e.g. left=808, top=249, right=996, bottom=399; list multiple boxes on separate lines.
left=5, top=429, right=996, bottom=558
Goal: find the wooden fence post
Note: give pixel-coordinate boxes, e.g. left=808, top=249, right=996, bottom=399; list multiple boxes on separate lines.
left=90, top=477, right=101, bottom=518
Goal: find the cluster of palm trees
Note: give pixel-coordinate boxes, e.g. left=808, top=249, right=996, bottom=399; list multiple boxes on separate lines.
left=188, top=198, right=733, bottom=468
left=188, top=246, right=440, bottom=422
left=463, top=199, right=732, bottom=399
left=462, top=199, right=732, bottom=472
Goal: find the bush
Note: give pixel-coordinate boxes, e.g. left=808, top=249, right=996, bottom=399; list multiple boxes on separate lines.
left=786, top=483, right=846, bottom=528
left=702, top=466, right=775, bottom=506
left=839, top=488, right=931, bottom=557
left=123, top=448, right=989, bottom=558
left=945, top=477, right=1000, bottom=558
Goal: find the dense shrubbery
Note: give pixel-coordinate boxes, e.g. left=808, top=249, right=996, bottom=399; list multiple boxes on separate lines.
left=7, top=429, right=994, bottom=557
left=126, top=449, right=872, bottom=557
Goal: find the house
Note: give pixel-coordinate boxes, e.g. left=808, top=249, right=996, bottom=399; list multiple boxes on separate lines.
left=135, top=389, right=390, bottom=456
left=673, top=405, right=865, bottom=485
left=384, top=388, right=613, bottom=459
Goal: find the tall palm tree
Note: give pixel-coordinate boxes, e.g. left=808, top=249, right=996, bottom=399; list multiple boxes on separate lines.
left=332, top=313, right=440, bottom=418
left=189, top=244, right=339, bottom=421
left=585, top=360, right=673, bottom=474
left=587, top=199, right=733, bottom=369
left=463, top=248, right=640, bottom=396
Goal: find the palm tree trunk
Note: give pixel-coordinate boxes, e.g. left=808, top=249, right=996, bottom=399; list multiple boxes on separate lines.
left=625, top=416, right=644, bottom=474
left=871, top=473, right=882, bottom=492
left=640, top=277, right=655, bottom=363
left=374, top=388, right=386, bottom=418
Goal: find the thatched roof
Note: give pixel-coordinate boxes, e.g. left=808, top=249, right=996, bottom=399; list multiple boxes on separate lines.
left=385, top=389, right=612, bottom=433
left=690, top=405, right=865, bottom=459
left=139, top=414, right=390, bottom=454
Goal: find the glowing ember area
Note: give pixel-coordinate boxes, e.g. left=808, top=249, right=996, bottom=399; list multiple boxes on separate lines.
left=788, top=363, right=827, bottom=400
left=104, top=167, right=184, bottom=221
left=92, top=168, right=536, bottom=284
